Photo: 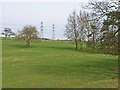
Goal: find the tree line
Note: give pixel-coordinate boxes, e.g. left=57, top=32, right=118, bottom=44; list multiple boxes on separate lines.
left=65, top=1, right=119, bottom=55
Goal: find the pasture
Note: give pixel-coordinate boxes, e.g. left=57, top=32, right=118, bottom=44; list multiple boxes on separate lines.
left=2, top=39, right=118, bottom=88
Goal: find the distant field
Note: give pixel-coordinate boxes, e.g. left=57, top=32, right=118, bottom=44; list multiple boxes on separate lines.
left=2, top=39, right=118, bottom=88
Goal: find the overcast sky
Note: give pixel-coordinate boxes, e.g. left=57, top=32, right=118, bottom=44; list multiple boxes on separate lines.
left=1, top=1, right=89, bottom=39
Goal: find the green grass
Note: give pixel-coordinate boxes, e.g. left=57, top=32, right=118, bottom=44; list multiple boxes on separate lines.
left=2, top=39, right=118, bottom=88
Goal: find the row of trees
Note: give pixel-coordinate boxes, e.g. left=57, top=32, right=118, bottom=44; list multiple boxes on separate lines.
left=65, top=10, right=97, bottom=50
left=65, top=0, right=119, bottom=55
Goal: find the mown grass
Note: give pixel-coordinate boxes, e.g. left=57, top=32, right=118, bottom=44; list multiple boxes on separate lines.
left=2, top=39, right=118, bottom=88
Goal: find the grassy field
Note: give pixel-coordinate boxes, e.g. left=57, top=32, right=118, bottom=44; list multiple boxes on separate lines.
left=2, top=39, right=118, bottom=88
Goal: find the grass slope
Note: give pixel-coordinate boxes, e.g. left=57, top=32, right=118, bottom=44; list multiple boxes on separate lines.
left=2, top=39, right=118, bottom=88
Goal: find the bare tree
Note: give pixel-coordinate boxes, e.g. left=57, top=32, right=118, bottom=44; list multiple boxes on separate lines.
left=77, top=11, right=90, bottom=49
left=16, top=25, right=39, bottom=48
left=77, top=11, right=98, bottom=50
left=65, top=10, right=98, bottom=50
left=65, top=10, right=80, bottom=50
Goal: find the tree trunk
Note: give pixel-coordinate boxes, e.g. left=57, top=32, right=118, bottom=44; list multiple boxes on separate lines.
left=118, top=16, right=120, bottom=55
left=5, top=34, right=7, bottom=39
left=93, top=31, right=95, bottom=50
left=26, top=40, right=30, bottom=48
left=75, top=39, right=78, bottom=50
